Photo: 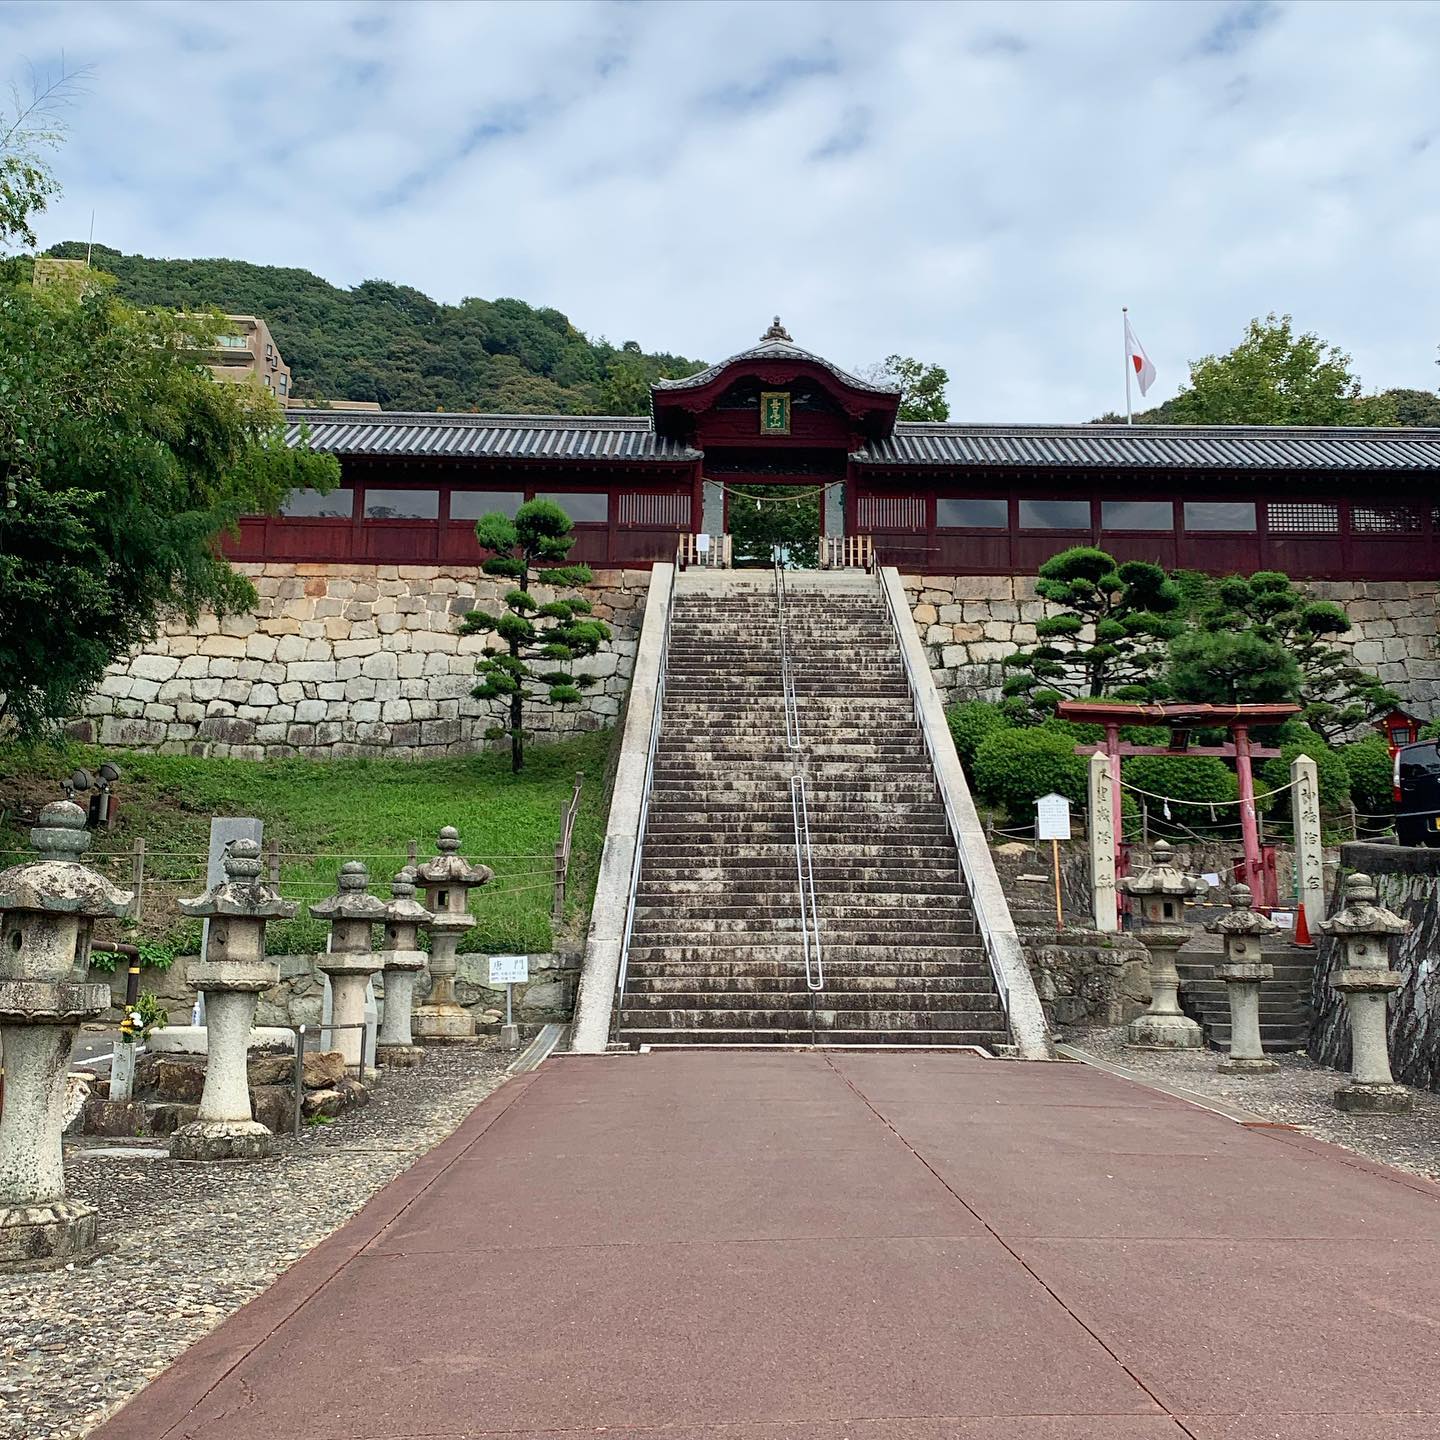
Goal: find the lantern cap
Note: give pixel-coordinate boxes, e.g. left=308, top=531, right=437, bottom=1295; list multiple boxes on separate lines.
left=179, top=838, right=296, bottom=921
left=0, top=799, right=133, bottom=917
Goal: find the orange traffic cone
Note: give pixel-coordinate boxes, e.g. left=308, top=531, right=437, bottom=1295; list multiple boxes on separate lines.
left=1294, top=902, right=1313, bottom=947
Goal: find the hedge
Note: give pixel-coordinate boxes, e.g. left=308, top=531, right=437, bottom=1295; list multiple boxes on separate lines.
left=947, top=700, right=1012, bottom=769
left=973, top=727, right=1087, bottom=820
left=1339, top=735, right=1395, bottom=817
left=1121, top=754, right=1238, bottom=833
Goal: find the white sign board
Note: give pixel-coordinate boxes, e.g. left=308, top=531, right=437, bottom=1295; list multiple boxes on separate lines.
left=488, top=954, right=529, bottom=986
left=695, top=532, right=711, bottom=554
left=1036, top=792, right=1072, bottom=841
left=1271, top=911, right=1295, bottom=929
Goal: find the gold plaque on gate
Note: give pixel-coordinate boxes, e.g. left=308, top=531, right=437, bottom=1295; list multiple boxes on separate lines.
left=759, top=391, right=791, bottom=435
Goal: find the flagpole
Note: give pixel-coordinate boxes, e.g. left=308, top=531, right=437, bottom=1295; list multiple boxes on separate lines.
left=1122, top=306, right=1133, bottom=426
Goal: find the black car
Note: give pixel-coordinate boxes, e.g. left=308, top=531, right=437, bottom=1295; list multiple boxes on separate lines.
left=1395, top=740, right=1440, bottom=847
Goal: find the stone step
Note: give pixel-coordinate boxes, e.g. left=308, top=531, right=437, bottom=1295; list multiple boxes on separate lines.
left=617, top=1007, right=1007, bottom=1032
left=616, top=1029, right=1003, bottom=1049
left=622, top=986, right=997, bottom=1010
left=626, top=970, right=993, bottom=992
left=624, top=957, right=991, bottom=979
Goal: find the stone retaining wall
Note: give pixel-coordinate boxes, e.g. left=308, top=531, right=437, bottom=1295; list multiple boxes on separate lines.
left=901, top=574, right=1440, bottom=718
left=71, top=563, right=652, bottom=759
left=69, top=567, right=1440, bottom=759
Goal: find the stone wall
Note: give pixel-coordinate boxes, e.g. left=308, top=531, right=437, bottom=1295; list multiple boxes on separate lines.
left=66, top=567, right=1440, bottom=759
left=71, top=564, right=652, bottom=759
left=902, top=574, right=1440, bottom=718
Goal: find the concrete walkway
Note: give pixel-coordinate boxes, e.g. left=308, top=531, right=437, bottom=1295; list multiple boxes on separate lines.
left=94, top=1051, right=1440, bottom=1440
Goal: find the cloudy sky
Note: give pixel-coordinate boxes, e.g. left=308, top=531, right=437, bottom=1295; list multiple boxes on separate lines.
left=8, top=0, right=1440, bottom=420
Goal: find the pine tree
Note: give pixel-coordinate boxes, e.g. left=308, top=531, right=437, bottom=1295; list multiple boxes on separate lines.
left=458, top=501, right=610, bottom=773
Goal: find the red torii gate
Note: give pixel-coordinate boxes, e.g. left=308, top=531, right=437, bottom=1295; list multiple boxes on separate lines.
left=1056, top=700, right=1301, bottom=908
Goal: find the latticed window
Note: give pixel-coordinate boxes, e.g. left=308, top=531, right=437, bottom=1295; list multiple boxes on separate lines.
left=1352, top=504, right=1422, bottom=534
left=618, top=491, right=691, bottom=528
left=857, top=494, right=926, bottom=531
left=1267, top=502, right=1339, bottom=533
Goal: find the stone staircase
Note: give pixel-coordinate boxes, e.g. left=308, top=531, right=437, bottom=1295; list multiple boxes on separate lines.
left=616, top=570, right=1008, bottom=1049
left=1176, top=933, right=1322, bottom=1053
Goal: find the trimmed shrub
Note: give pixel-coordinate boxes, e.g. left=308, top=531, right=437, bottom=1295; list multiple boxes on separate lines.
left=973, top=727, right=1087, bottom=821
left=1259, top=726, right=1350, bottom=815
left=1121, top=754, right=1238, bottom=833
left=946, top=700, right=1011, bottom=770
left=1339, top=735, right=1395, bottom=818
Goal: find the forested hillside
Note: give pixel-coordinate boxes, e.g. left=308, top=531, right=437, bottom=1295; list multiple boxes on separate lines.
left=45, top=242, right=705, bottom=414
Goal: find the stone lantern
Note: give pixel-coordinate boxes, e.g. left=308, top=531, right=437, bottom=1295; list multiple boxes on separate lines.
left=1120, top=840, right=1205, bottom=1049
left=309, top=862, right=389, bottom=1073
left=412, top=827, right=493, bottom=1044
left=170, top=839, right=297, bottom=1162
left=1319, top=872, right=1411, bottom=1114
left=0, top=800, right=129, bottom=1267
left=1204, top=883, right=1278, bottom=1075
left=375, top=868, right=432, bottom=1068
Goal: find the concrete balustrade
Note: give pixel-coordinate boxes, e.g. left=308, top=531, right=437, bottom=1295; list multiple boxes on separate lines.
left=0, top=801, right=130, bottom=1267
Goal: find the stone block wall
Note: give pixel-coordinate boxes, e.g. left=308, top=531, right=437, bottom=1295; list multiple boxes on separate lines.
left=65, top=567, right=1440, bottom=759
left=71, top=564, right=652, bottom=759
left=902, top=574, right=1440, bottom=718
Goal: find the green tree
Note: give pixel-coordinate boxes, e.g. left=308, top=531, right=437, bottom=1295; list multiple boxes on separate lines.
left=1186, top=571, right=1397, bottom=740
left=727, top=484, right=821, bottom=569
left=869, top=354, right=950, bottom=421
left=1, top=64, right=90, bottom=250
left=1167, top=314, right=1396, bottom=426
left=458, top=501, right=610, bottom=773
left=1166, top=630, right=1300, bottom=707
left=1000, top=547, right=1183, bottom=718
left=0, top=282, right=339, bottom=738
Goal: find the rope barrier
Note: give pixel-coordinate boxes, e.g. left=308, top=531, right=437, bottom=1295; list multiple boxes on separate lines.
left=1117, top=776, right=1297, bottom=806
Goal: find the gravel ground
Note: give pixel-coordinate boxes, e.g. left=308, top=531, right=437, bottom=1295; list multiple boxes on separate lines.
left=0, top=1043, right=513, bottom=1440
left=1068, top=1026, right=1440, bottom=1184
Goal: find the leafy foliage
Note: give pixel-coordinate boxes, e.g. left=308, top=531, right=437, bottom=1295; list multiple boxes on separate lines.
left=459, top=501, right=610, bottom=772
left=972, top=727, right=1087, bottom=820
left=1339, top=735, right=1396, bottom=817
left=1259, top=726, right=1351, bottom=815
left=1, top=62, right=89, bottom=251
left=866, top=354, right=950, bottom=421
left=1122, top=754, right=1238, bottom=833
left=0, top=280, right=339, bottom=739
left=1001, top=547, right=1183, bottom=718
left=45, top=244, right=705, bottom=414
left=1180, top=571, right=1397, bottom=739
left=727, top=484, right=821, bottom=568
left=946, top=699, right=1012, bottom=769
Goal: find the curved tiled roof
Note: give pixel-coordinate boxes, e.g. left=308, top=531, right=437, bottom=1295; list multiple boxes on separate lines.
left=286, top=409, right=699, bottom=462
left=652, top=339, right=899, bottom=397
left=856, top=422, right=1440, bottom=470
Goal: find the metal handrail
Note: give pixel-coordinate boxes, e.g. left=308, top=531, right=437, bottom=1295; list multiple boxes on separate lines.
left=774, top=550, right=823, bottom=995
left=790, top=774, right=824, bottom=992
left=614, top=559, right=680, bottom=1011
left=874, top=567, right=1010, bottom=1005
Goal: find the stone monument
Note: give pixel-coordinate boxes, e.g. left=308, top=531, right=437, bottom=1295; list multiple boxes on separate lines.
left=1205, top=883, right=1278, bottom=1074
left=310, top=862, right=389, bottom=1074
left=412, top=827, right=493, bottom=1043
left=0, top=800, right=129, bottom=1266
left=1121, top=840, right=1205, bottom=1049
left=170, top=839, right=297, bottom=1161
left=1319, top=872, right=1411, bottom=1114
left=375, top=867, right=432, bottom=1068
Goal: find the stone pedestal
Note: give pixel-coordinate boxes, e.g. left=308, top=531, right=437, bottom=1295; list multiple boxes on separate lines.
left=1122, top=842, right=1205, bottom=1051
left=170, top=839, right=296, bottom=1161
left=1207, top=884, right=1279, bottom=1075
left=0, top=801, right=130, bottom=1267
left=375, top=869, right=431, bottom=1068
left=412, top=827, right=493, bottom=1045
left=310, top=862, right=388, bottom=1073
left=1320, top=872, right=1411, bottom=1115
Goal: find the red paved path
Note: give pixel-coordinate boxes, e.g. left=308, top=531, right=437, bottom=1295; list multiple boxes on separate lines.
left=94, top=1052, right=1440, bottom=1439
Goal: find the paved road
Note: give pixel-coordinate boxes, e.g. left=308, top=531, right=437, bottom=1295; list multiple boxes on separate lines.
left=94, top=1051, right=1440, bottom=1439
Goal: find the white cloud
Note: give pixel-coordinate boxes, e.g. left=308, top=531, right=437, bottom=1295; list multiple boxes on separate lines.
left=8, top=0, right=1440, bottom=418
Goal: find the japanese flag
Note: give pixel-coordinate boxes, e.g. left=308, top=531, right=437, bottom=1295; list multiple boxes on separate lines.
left=1125, top=315, right=1157, bottom=396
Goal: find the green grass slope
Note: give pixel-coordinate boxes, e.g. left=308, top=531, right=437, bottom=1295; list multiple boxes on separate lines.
left=0, top=731, right=614, bottom=958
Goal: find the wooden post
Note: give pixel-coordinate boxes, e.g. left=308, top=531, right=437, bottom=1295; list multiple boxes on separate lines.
left=129, top=838, right=146, bottom=923
left=267, top=836, right=281, bottom=885
left=407, top=839, right=418, bottom=866
left=1051, top=838, right=1063, bottom=929
left=1234, top=724, right=1264, bottom=906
